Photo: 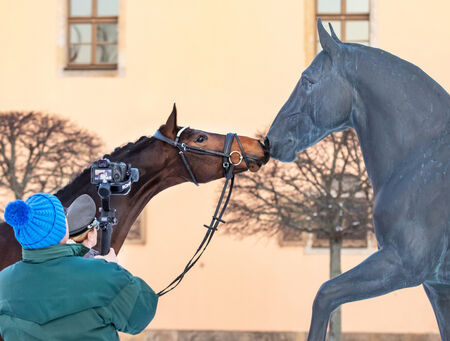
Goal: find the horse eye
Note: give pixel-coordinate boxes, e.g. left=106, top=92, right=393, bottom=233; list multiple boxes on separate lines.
left=302, top=77, right=312, bottom=88
left=196, top=135, right=207, bottom=143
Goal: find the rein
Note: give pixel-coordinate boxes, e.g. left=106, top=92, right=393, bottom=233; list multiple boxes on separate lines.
left=153, top=127, right=249, bottom=296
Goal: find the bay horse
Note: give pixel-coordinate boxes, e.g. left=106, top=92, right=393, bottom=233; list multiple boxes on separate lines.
left=0, top=105, right=269, bottom=272
left=266, top=19, right=449, bottom=341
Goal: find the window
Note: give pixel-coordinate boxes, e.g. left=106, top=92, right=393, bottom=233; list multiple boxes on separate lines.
left=312, top=198, right=371, bottom=248
left=278, top=228, right=306, bottom=248
left=126, top=214, right=146, bottom=244
left=67, top=0, right=118, bottom=70
left=316, top=0, right=370, bottom=52
left=277, top=173, right=372, bottom=249
left=312, top=174, right=372, bottom=248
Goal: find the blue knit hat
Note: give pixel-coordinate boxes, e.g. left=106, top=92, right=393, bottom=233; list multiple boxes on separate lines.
left=4, top=193, right=67, bottom=249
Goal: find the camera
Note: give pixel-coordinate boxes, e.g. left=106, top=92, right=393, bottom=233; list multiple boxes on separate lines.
left=91, top=158, right=139, bottom=196
left=90, top=158, right=139, bottom=255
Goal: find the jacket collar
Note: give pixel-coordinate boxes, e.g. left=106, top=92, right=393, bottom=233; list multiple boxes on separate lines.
left=22, top=243, right=90, bottom=263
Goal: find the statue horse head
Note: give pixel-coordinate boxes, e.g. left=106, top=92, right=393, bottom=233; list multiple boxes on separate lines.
left=267, top=19, right=449, bottom=191
left=267, top=19, right=356, bottom=163
left=0, top=105, right=269, bottom=271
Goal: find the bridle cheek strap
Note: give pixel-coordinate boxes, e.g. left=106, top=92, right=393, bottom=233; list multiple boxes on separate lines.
left=234, top=134, right=251, bottom=170
left=178, top=149, right=199, bottom=186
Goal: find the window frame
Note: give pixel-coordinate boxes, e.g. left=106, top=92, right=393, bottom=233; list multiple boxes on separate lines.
left=125, top=212, right=147, bottom=245
left=315, top=0, right=370, bottom=51
left=66, top=0, right=118, bottom=70
left=311, top=197, right=371, bottom=249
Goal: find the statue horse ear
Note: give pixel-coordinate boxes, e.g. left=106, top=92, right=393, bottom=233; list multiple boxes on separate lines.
left=161, top=103, right=178, bottom=139
left=318, top=18, right=341, bottom=58
left=328, top=22, right=342, bottom=43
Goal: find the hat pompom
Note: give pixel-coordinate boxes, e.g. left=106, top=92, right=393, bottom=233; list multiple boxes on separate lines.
left=4, top=200, right=33, bottom=228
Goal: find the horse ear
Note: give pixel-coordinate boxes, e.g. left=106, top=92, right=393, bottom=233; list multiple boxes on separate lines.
left=161, top=103, right=178, bottom=138
left=329, top=22, right=342, bottom=43
left=318, top=18, right=340, bottom=57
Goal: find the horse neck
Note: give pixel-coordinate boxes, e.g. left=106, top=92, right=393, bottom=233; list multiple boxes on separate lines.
left=57, top=139, right=186, bottom=251
left=347, top=46, right=450, bottom=192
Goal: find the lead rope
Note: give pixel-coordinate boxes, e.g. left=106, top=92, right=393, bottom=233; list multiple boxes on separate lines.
left=157, top=133, right=237, bottom=297
left=157, top=174, right=234, bottom=296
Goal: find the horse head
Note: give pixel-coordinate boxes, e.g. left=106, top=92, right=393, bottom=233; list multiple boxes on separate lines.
left=266, top=19, right=353, bottom=162
left=156, top=104, right=270, bottom=184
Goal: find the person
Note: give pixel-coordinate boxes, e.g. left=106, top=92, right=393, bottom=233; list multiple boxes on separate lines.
left=0, top=193, right=158, bottom=340
left=65, top=194, right=101, bottom=258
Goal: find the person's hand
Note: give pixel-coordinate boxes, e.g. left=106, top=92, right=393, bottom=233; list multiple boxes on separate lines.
left=95, top=248, right=118, bottom=263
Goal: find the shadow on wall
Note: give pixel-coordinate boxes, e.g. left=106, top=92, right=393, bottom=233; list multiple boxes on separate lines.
left=120, top=330, right=440, bottom=341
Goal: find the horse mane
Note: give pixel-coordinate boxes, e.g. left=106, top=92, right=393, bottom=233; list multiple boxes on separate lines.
left=102, top=135, right=154, bottom=159
left=55, top=135, right=157, bottom=198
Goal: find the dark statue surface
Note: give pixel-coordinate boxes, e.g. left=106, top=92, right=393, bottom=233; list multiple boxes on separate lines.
left=267, top=19, right=449, bottom=341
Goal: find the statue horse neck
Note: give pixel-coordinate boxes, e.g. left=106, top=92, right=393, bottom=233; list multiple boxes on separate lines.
left=347, top=45, right=450, bottom=192
left=56, top=137, right=185, bottom=252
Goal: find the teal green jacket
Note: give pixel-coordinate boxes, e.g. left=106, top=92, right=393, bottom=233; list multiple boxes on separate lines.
left=0, top=244, right=158, bottom=341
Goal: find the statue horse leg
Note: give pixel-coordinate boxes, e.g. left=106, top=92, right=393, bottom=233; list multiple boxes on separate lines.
left=307, top=247, right=423, bottom=341
left=423, top=282, right=450, bottom=340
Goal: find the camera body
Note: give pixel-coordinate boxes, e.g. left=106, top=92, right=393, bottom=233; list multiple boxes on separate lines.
left=91, top=158, right=139, bottom=196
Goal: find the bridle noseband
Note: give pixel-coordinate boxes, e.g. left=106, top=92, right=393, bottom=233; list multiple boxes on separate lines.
left=153, top=127, right=251, bottom=296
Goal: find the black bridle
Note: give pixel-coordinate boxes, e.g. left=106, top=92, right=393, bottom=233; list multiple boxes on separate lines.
left=153, top=127, right=250, bottom=296
left=153, top=126, right=250, bottom=185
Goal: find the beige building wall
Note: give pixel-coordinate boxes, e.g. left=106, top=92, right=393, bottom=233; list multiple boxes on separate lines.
left=0, top=0, right=448, bottom=336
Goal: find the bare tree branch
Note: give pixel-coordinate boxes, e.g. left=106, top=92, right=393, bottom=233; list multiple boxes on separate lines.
left=0, top=111, right=103, bottom=209
left=223, top=130, right=373, bottom=245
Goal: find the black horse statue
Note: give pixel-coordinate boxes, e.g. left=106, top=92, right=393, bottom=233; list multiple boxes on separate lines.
left=267, top=19, right=449, bottom=341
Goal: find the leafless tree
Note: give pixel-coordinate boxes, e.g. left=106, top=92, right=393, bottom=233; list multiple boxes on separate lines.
left=224, top=129, right=373, bottom=341
left=0, top=111, right=103, bottom=216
